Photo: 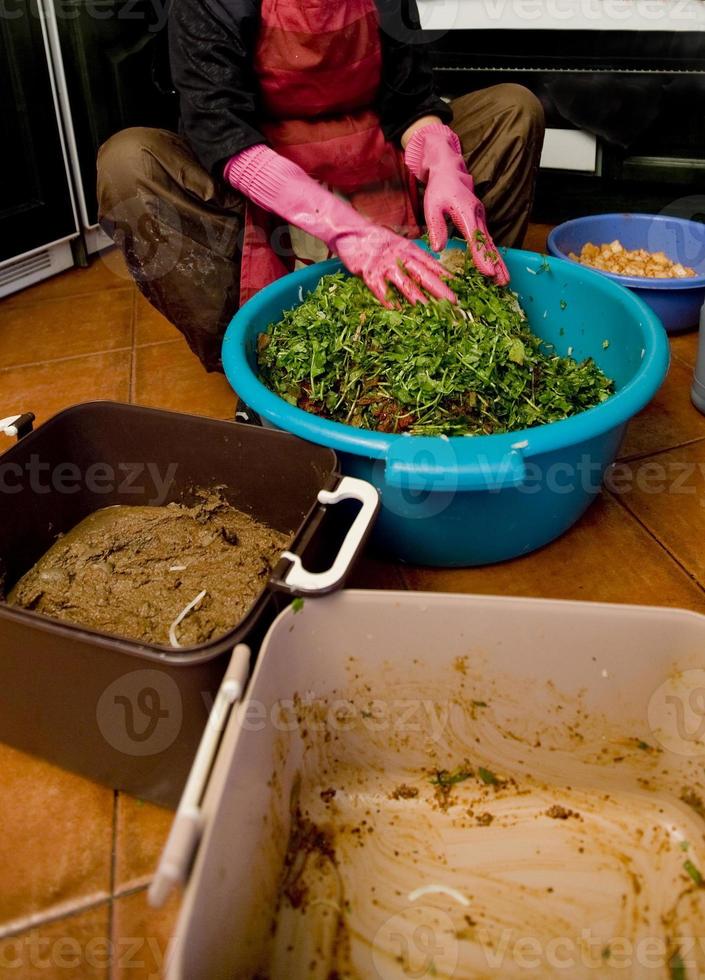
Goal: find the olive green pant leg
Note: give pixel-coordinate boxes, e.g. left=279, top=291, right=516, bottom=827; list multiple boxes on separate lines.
left=449, top=84, right=545, bottom=248
left=97, top=128, right=245, bottom=373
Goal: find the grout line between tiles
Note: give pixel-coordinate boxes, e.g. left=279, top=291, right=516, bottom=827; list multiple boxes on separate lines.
left=129, top=350, right=137, bottom=406
left=135, top=339, right=182, bottom=350
left=110, top=791, right=119, bottom=895
left=111, top=877, right=160, bottom=980
left=128, top=291, right=137, bottom=404
left=0, top=282, right=134, bottom=314
left=0, top=893, right=111, bottom=941
left=0, top=346, right=133, bottom=374
left=0, top=887, right=156, bottom=969
left=113, top=874, right=157, bottom=899
left=617, top=435, right=705, bottom=464
left=670, top=350, right=696, bottom=372
left=108, top=790, right=119, bottom=977
left=112, top=881, right=153, bottom=903
left=130, top=289, right=137, bottom=350
left=608, top=489, right=705, bottom=599
left=398, top=565, right=414, bottom=590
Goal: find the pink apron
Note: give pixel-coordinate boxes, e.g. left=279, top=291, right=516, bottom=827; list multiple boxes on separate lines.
left=239, top=0, right=422, bottom=304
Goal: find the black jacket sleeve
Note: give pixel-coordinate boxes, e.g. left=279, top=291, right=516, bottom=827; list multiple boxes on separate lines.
left=169, top=0, right=265, bottom=176
left=375, top=0, right=453, bottom=143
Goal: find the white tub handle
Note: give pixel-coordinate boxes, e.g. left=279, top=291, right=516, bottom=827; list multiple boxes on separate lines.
left=280, top=476, right=380, bottom=594
left=148, top=644, right=251, bottom=909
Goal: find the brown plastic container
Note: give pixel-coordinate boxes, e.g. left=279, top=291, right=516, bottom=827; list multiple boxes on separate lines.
left=0, top=402, right=377, bottom=807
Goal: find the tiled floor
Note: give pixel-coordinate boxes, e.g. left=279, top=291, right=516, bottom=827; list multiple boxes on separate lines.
left=1, top=226, right=705, bottom=976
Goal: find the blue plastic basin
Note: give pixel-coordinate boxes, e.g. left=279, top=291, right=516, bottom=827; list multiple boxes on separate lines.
left=548, top=213, right=705, bottom=333
left=222, top=247, right=669, bottom=566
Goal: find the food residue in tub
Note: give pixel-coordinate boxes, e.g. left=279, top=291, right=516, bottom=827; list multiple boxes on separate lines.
left=261, top=663, right=705, bottom=979
left=390, top=784, right=419, bottom=800
left=545, top=804, right=581, bottom=820
left=5, top=489, right=290, bottom=646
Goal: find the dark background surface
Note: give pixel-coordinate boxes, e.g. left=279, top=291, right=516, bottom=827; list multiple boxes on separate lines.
left=1, top=3, right=703, bottom=265
left=0, top=4, right=76, bottom=262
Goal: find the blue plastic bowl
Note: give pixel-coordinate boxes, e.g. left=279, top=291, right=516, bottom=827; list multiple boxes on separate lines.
left=548, top=213, right=705, bottom=333
left=222, top=247, right=669, bottom=566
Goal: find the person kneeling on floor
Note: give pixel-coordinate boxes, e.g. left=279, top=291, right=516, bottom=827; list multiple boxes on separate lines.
left=97, top=0, right=545, bottom=373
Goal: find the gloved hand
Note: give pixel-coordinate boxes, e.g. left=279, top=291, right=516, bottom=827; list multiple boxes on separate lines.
left=333, top=225, right=457, bottom=308
left=225, top=145, right=456, bottom=307
left=404, top=123, right=510, bottom=286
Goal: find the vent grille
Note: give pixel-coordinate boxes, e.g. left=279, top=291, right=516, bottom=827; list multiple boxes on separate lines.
left=0, top=250, right=52, bottom=289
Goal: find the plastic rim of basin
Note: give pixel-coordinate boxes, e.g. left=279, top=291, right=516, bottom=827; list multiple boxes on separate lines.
left=547, top=213, right=705, bottom=291
left=221, top=246, right=670, bottom=494
left=548, top=214, right=705, bottom=333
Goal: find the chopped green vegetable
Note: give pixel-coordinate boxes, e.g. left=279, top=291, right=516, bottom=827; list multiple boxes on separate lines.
left=472, top=700, right=488, bottom=708
left=559, top=299, right=568, bottom=310
left=508, top=337, right=525, bottom=366
left=430, top=766, right=474, bottom=788
left=669, top=951, right=686, bottom=980
left=680, top=788, right=705, bottom=819
left=602, top=340, right=610, bottom=349
left=258, top=250, right=613, bottom=437
left=478, top=767, right=500, bottom=785
left=291, top=597, right=305, bottom=613
left=636, top=739, right=652, bottom=750
left=683, top=859, right=703, bottom=886
left=680, top=841, right=690, bottom=851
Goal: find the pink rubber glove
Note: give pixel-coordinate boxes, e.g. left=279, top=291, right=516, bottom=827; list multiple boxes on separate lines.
left=405, top=123, right=510, bottom=286
left=225, top=145, right=456, bottom=307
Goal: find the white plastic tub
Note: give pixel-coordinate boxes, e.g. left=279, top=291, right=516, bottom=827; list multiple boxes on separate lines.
left=155, top=591, right=705, bottom=979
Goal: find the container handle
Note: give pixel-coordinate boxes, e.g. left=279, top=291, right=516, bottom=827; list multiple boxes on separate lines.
left=280, top=476, right=380, bottom=594
left=385, top=439, right=528, bottom=492
left=0, top=413, right=35, bottom=441
left=148, top=644, right=251, bottom=909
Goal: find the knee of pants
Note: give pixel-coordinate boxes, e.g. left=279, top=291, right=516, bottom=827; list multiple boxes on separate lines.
left=454, top=83, right=545, bottom=144
left=493, top=83, right=545, bottom=141
left=97, top=127, right=164, bottom=222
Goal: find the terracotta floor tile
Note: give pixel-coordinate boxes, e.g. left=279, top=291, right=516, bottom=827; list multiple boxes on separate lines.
left=134, top=294, right=179, bottom=347
left=0, top=744, right=113, bottom=930
left=617, top=355, right=705, bottom=460
left=0, top=351, right=131, bottom=449
left=0, top=903, right=110, bottom=979
left=670, top=328, right=699, bottom=368
left=111, top=889, right=181, bottom=980
left=132, top=340, right=235, bottom=419
left=114, top=796, right=173, bottom=894
left=521, top=222, right=553, bottom=254
left=400, top=491, right=705, bottom=611
left=3, top=220, right=705, bottom=953
left=347, top=551, right=407, bottom=591
left=0, top=250, right=132, bottom=309
left=0, top=289, right=132, bottom=370
left=613, top=439, right=705, bottom=587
